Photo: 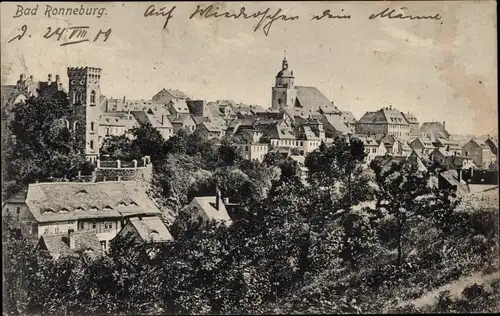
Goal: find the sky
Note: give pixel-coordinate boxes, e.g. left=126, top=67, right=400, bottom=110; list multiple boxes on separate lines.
left=1, top=1, right=497, bottom=136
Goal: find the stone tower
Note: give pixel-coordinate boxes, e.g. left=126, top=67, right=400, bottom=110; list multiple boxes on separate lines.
left=67, top=67, right=102, bottom=163
left=271, top=54, right=296, bottom=110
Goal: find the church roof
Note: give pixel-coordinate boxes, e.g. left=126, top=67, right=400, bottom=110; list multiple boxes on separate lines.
left=295, top=86, right=340, bottom=113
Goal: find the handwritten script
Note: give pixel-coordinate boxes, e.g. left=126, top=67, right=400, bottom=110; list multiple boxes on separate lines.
left=7, top=4, right=443, bottom=45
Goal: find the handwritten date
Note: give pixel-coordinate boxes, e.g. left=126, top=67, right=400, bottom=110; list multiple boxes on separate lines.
left=8, top=25, right=112, bottom=46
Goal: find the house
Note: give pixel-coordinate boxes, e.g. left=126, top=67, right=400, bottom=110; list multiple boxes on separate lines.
left=169, top=114, right=197, bottom=134
left=407, top=150, right=428, bottom=172
left=113, top=217, right=173, bottom=245
left=36, top=229, right=104, bottom=260
left=1, top=189, right=33, bottom=241
left=167, top=99, right=190, bottom=116
left=233, top=129, right=268, bottom=162
left=2, top=181, right=163, bottom=252
left=196, top=121, right=225, bottom=139
left=433, top=138, right=461, bottom=156
left=206, top=101, right=238, bottom=120
left=409, top=137, right=435, bottom=156
left=430, top=147, right=466, bottom=169
left=420, top=121, right=450, bottom=141
left=260, top=122, right=310, bottom=153
left=439, top=170, right=470, bottom=195
left=356, top=106, right=411, bottom=141
left=177, top=191, right=232, bottom=227
left=340, top=111, right=357, bottom=133
left=372, top=155, right=408, bottom=171
left=462, top=138, right=497, bottom=169
left=320, top=113, right=352, bottom=139
left=377, top=134, right=412, bottom=157
left=484, top=136, right=498, bottom=155
left=401, top=111, right=420, bottom=140
left=131, top=110, right=174, bottom=140
left=352, top=134, right=387, bottom=165
left=152, top=88, right=189, bottom=104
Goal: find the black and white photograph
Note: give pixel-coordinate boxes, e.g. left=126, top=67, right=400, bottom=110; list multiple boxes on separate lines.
left=1, top=1, right=498, bottom=314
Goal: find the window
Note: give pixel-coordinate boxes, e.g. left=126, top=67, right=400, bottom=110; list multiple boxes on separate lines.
left=79, top=222, right=84, bottom=230
left=55, top=227, right=60, bottom=233
left=92, top=222, right=96, bottom=229
left=28, top=225, right=32, bottom=235
left=100, top=241, right=106, bottom=252
left=104, top=222, right=109, bottom=229
left=90, top=140, right=94, bottom=150
left=44, top=228, right=49, bottom=235
left=90, top=91, right=96, bottom=105
left=16, top=207, right=20, bottom=214
left=91, top=122, right=95, bottom=131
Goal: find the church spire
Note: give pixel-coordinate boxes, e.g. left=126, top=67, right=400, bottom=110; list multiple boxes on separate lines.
left=282, top=49, right=288, bottom=70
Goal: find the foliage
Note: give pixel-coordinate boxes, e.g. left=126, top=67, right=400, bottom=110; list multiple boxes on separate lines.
left=3, top=93, right=87, bottom=197
left=100, top=134, right=141, bottom=161
left=3, top=130, right=498, bottom=315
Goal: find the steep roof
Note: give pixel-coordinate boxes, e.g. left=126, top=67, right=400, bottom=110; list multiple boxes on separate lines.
left=131, top=110, right=173, bottom=129
left=200, top=121, right=223, bottom=132
left=294, top=86, right=340, bottom=113
left=439, top=170, right=470, bottom=195
left=411, top=137, right=435, bottom=149
left=100, top=114, right=129, bottom=127
left=38, top=230, right=103, bottom=259
left=154, top=88, right=189, bottom=100
left=181, top=196, right=232, bottom=225
left=25, top=181, right=161, bottom=223
left=358, top=107, right=409, bottom=125
left=169, top=99, right=190, bottom=114
left=341, top=111, right=356, bottom=124
left=168, top=114, right=196, bottom=125
left=401, top=111, right=419, bottom=124
left=128, top=217, right=173, bottom=243
left=352, top=135, right=379, bottom=147
left=262, top=122, right=296, bottom=140
left=322, top=114, right=351, bottom=135
left=420, top=122, right=450, bottom=139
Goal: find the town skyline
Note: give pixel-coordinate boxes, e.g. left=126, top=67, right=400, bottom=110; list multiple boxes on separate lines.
left=1, top=1, right=497, bottom=136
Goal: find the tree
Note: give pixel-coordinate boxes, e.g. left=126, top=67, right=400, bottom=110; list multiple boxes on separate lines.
left=100, top=134, right=141, bottom=161
left=305, top=137, right=367, bottom=208
left=371, top=161, right=460, bottom=268
left=4, top=92, right=87, bottom=196
left=129, top=122, right=168, bottom=162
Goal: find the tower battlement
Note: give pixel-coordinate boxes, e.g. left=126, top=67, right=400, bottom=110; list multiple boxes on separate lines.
left=67, top=67, right=102, bottom=79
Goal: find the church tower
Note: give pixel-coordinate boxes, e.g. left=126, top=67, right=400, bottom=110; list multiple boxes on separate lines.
left=272, top=53, right=297, bottom=110
left=67, top=67, right=102, bottom=163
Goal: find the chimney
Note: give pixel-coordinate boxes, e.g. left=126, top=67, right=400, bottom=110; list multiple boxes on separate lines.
left=123, top=96, right=126, bottom=102
left=68, top=229, right=75, bottom=249
left=215, top=187, right=221, bottom=211
left=442, top=121, right=445, bottom=128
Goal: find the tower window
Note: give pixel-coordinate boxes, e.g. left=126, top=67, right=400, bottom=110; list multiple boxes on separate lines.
left=90, top=140, right=94, bottom=150
left=91, top=122, right=95, bottom=131
left=90, top=91, right=96, bottom=106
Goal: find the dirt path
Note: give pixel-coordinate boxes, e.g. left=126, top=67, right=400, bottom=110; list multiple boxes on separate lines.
left=401, top=271, right=499, bottom=309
